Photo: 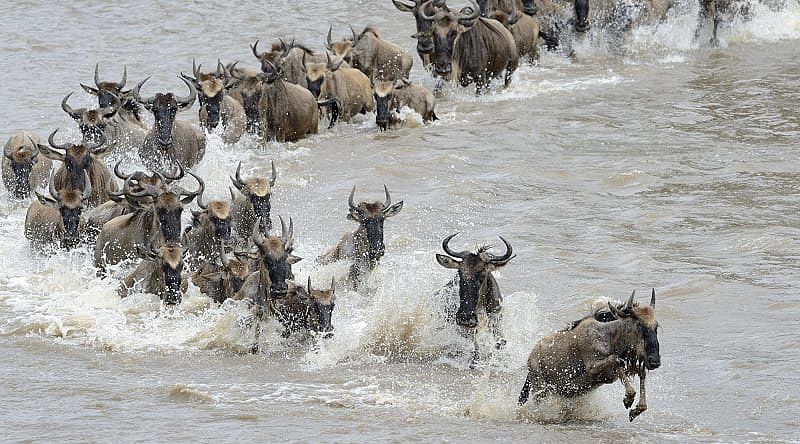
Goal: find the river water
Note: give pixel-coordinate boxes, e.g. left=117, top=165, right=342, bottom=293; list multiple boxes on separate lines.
left=1, top=1, right=799, bottom=442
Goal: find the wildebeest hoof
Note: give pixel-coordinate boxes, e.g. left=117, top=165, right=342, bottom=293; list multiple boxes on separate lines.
left=629, top=406, right=646, bottom=421
left=495, top=338, right=507, bottom=350
left=623, top=392, right=636, bottom=409
left=250, top=344, right=260, bottom=354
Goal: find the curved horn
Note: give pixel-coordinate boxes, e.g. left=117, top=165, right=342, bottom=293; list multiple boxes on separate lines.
left=183, top=172, right=205, bottom=199
left=307, top=276, right=313, bottom=294
left=269, top=160, right=277, bottom=187
left=382, top=184, right=392, bottom=210
left=350, top=25, right=359, bottom=44
left=119, top=65, right=127, bottom=89
left=252, top=217, right=266, bottom=247
left=625, top=290, right=636, bottom=311
left=251, top=39, right=262, bottom=59
left=231, top=161, right=245, bottom=190
left=131, top=76, right=154, bottom=107
left=94, top=62, right=102, bottom=88
left=279, top=215, right=288, bottom=242
left=49, top=174, right=59, bottom=201
left=196, top=183, right=208, bottom=209
left=162, top=163, right=185, bottom=182
left=348, top=186, right=358, bottom=212
left=227, top=61, right=242, bottom=81
left=61, top=92, right=85, bottom=120
left=487, top=236, right=514, bottom=264
left=82, top=171, right=93, bottom=202
left=216, top=59, right=224, bottom=78
left=48, top=129, right=68, bottom=151
left=176, top=75, right=197, bottom=109
left=113, top=160, right=134, bottom=181
left=330, top=276, right=336, bottom=293
left=442, top=233, right=470, bottom=259
left=25, top=136, right=41, bottom=160
left=420, top=0, right=450, bottom=21
left=456, top=0, right=481, bottom=25
left=192, top=58, right=200, bottom=79
left=279, top=38, right=291, bottom=57
left=326, top=25, right=334, bottom=50
left=4, top=139, right=14, bottom=160
left=650, top=288, right=656, bottom=307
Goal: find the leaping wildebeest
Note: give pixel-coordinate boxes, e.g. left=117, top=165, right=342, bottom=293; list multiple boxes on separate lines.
left=34, top=129, right=117, bottom=206
left=435, top=233, right=514, bottom=366
left=132, top=77, right=206, bottom=173
left=3, top=131, right=52, bottom=200
left=24, top=173, right=92, bottom=250
left=421, top=0, right=519, bottom=93
left=327, top=25, right=414, bottom=82
left=518, top=289, right=662, bottom=422
left=318, top=186, right=404, bottom=288
left=181, top=61, right=246, bottom=144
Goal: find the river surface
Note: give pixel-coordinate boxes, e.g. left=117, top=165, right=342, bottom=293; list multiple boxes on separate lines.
left=1, top=1, right=799, bottom=442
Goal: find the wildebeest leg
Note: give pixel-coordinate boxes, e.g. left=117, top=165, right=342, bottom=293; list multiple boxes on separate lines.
left=433, top=78, right=445, bottom=96
left=518, top=371, right=533, bottom=405
left=586, top=354, right=623, bottom=379
left=504, top=60, right=518, bottom=89
left=617, top=367, right=637, bottom=409
left=629, top=369, right=648, bottom=421
left=250, top=304, right=263, bottom=354
left=469, top=329, right=480, bottom=369
left=489, top=311, right=506, bottom=350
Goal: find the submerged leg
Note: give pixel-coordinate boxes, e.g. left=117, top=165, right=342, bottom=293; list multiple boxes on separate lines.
left=629, top=369, right=648, bottom=421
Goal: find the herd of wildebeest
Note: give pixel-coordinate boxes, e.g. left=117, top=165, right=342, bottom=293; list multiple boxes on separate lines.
left=13, top=0, right=761, bottom=422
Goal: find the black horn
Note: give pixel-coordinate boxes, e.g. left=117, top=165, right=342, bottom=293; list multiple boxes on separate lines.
left=61, top=92, right=86, bottom=120
left=326, top=25, right=334, bottom=50
left=47, top=129, right=68, bottom=151
left=176, top=76, right=197, bottom=110
left=487, top=236, right=514, bottom=264
left=94, top=62, right=102, bottom=88
left=442, top=233, right=470, bottom=259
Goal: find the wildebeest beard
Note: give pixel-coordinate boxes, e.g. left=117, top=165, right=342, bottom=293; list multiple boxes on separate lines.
left=59, top=206, right=84, bottom=249
left=152, top=97, right=178, bottom=146
left=162, top=262, right=183, bottom=305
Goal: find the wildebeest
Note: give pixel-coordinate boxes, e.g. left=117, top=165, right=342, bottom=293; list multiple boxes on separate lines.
left=518, top=289, right=661, bottom=422
left=34, top=129, right=117, bottom=206
left=251, top=39, right=324, bottom=86
left=94, top=170, right=203, bottom=272
left=231, top=61, right=319, bottom=142
left=230, top=160, right=277, bottom=246
left=3, top=131, right=52, bottom=199
left=484, top=0, right=541, bottom=61
left=61, top=92, right=119, bottom=144
left=81, top=63, right=147, bottom=129
left=303, top=53, right=375, bottom=127
left=391, top=0, right=439, bottom=68
left=192, top=245, right=255, bottom=304
left=327, top=25, right=414, bottom=82
left=24, top=173, right=92, bottom=250
left=435, top=233, right=514, bottom=365
left=118, top=242, right=188, bottom=305
left=319, top=186, right=404, bottom=287
left=181, top=186, right=233, bottom=271
left=181, top=61, right=246, bottom=144
left=132, top=77, right=206, bottom=172
left=236, top=216, right=302, bottom=307
left=695, top=0, right=752, bottom=46
left=373, top=79, right=438, bottom=130
left=422, top=0, right=519, bottom=93
left=271, top=277, right=337, bottom=338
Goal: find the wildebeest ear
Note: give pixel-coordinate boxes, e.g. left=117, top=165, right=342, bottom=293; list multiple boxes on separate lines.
left=34, top=191, right=56, bottom=207
left=383, top=200, right=404, bottom=218
left=288, top=254, right=303, bottom=264
left=436, top=254, right=461, bottom=269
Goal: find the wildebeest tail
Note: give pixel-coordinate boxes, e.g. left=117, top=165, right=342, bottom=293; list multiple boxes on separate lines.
left=518, top=372, right=532, bottom=405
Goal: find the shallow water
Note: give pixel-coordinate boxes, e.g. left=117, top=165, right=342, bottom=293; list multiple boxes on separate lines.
left=1, top=1, right=800, bottom=442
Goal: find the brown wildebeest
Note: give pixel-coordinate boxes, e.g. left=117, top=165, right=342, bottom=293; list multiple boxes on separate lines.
left=24, top=172, right=92, bottom=250
left=3, top=131, right=52, bottom=199
left=327, top=25, right=414, bottom=82
left=229, top=160, right=277, bottom=247
left=422, top=0, right=519, bottom=93
left=118, top=241, right=188, bottom=305
left=319, top=186, right=404, bottom=288
left=181, top=61, right=246, bottom=144
left=303, top=53, right=375, bottom=128
left=181, top=186, right=233, bottom=271
left=436, top=233, right=514, bottom=366
left=231, top=61, right=319, bottom=142
left=271, top=276, right=337, bottom=338
left=192, top=244, right=255, bottom=304
left=373, top=79, right=438, bottom=130
left=81, top=63, right=147, bottom=128
left=391, top=0, right=442, bottom=68
left=94, top=169, right=203, bottom=272
left=251, top=38, right=327, bottom=86
left=33, top=129, right=117, bottom=206
left=518, top=289, right=662, bottom=422
left=485, top=0, right=541, bottom=62
left=132, top=77, right=206, bottom=173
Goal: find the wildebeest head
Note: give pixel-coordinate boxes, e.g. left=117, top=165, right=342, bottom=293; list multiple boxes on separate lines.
left=181, top=60, right=226, bottom=130
left=37, top=129, right=107, bottom=191
left=80, top=63, right=131, bottom=110
left=194, top=186, right=233, bottom=246
left=4, top=136, right=41, bottom=199
left=325, top=26, right=356, bottom=66
left=219, top=246, right=255, bottom=296
left=35, top=172, right=92, bottom=249
left=348, top=185, right=404, bottom=265
left=132, top=77, right=196, bottom=146
left=393, top=0, right=439, bottom=58
left=436, top=233, right=514, bottom=328
left=126, top=168, right=204, bottom=242
left=302, top=52, right=346, bottom=99
left=303, top=276, right=336, bottom=337
left=608, top=289, right=661, bottom=370
left=230, top=160, right=276, bottom=234
left=574, top=0, right=591, bottom=32
left=252, top=216, right=302, bottom=298
left=520, top=0, right=538, bottom=15
left=140, top=241, right=185, bottom=305
left=61, top=92, right=119, bottom=144
left=372, top=79, right=411, bottom=131
left=421, top=0, right=481, bottom=78
left=228, top=62, right=265, bottom=134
